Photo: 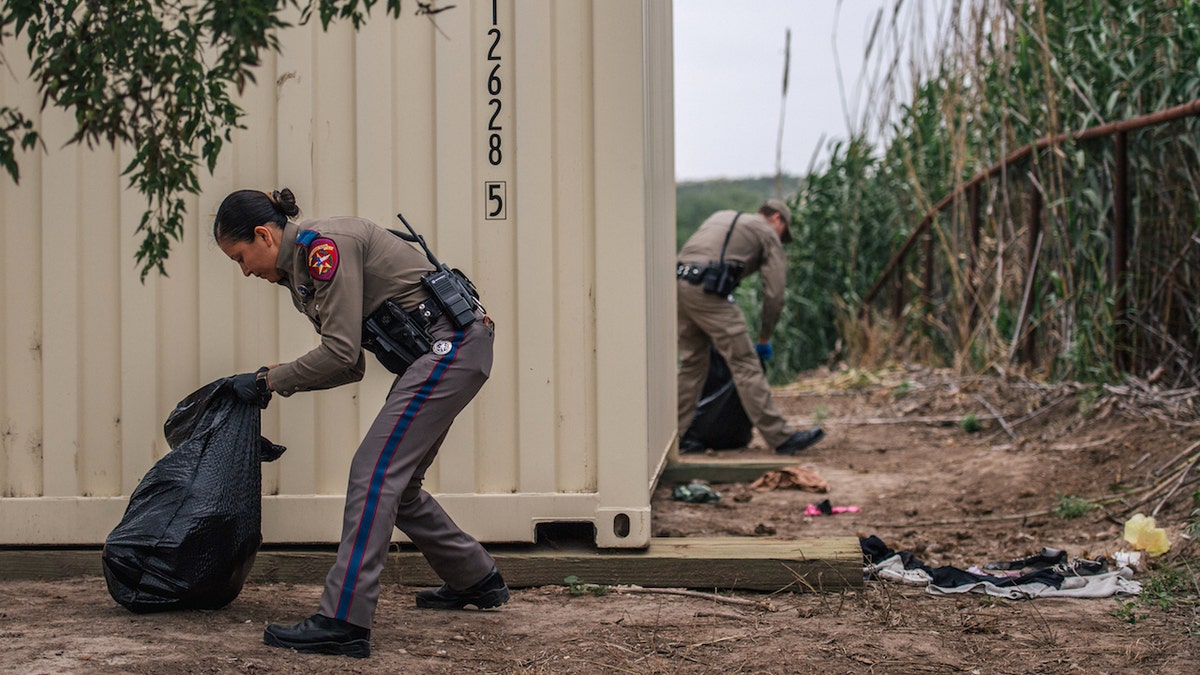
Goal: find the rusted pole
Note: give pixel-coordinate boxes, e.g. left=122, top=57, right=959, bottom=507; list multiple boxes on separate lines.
left=968, top=184, right=981, bottom=324
left=864, top=213, right=931, bottom=306
left=1022, top=185, right=1042, bottom=364
left=1113, top=131, right=1131, bottom=373
left=861, top=98, right=1200, bottom=311
left=892, top=261, right=905, bottom=322
left=923, top=224, right=934, bottom=307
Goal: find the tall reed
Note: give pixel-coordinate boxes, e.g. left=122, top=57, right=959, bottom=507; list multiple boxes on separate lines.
left=787, top=0, right=1200, bottom=385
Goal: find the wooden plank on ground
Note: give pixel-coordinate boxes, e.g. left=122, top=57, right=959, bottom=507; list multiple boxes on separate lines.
left=661, top=460, right=799, bottom=485
left=0, top=537, right=861, bottom=592
left=0, top=550, right=103, bottom=579
left=504, top=536, right=863, bottom=592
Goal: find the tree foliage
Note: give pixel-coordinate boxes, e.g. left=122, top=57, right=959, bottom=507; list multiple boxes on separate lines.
left=0, top=0, right=444, bottom=279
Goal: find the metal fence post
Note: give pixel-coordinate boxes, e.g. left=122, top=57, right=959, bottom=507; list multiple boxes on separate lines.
left=1022, top=183, right=1042, bottom=364
left=923, top=224, right=934, bottom=307
left=968, top=184, right=981, bottom=324
left=1113, top=130, right=1131, bottom=373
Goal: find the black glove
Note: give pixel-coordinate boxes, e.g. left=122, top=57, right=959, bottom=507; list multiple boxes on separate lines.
left=232, top=367, right=272, bottom=409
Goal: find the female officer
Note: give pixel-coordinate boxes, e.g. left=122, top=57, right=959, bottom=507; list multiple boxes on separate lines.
left=215, top=188, right=508, bottom=658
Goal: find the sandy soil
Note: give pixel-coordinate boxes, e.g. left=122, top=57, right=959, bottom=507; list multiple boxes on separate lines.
left=3, top=367, right=1199, bottom=674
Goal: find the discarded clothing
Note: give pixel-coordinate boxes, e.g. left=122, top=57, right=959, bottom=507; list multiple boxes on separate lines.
left=750, top=465, right=828, bottom=493
left=860, top=535, right=1141, bottom=599
left=804, top=499, right=860, bottom=516
left=975, top=552, right=1108, bottom=578
left=927, top=566, right=1140, bottom=599
left=671, top=481, right=721, bottom=503
left=865, top=554, right=934, bottom=586
left=861, top=535, right=936, bottom=585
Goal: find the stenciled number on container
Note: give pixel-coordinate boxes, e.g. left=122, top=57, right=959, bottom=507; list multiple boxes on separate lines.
left=485, top=181, right=507, bottom=220
left=486, top=1, right=503, bottom=167
left=483, top=0, right=507, bottom=220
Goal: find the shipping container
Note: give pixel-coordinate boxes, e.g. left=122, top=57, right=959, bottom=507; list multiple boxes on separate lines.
left=0, top=0, right=675, bottom=549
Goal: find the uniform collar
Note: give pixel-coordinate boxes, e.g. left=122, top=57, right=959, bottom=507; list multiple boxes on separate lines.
left=275, top=220, right=303, bottom=285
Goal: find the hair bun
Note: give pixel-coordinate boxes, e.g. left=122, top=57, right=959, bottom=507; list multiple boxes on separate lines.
left=272, top=188, right=300, bottom=217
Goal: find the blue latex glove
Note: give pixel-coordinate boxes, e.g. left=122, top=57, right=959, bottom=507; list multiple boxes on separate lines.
left=755, top=343, right=774, bottom=360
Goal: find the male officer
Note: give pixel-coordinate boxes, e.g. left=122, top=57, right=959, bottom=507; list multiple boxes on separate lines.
left=676, top=199, right=824, bottom=455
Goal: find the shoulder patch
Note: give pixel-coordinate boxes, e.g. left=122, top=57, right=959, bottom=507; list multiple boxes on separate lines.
left=307, top=238, right=339, bottom=281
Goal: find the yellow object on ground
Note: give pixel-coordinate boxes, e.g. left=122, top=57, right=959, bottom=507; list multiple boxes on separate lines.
left=1123, top=513, right=1170, bottom=557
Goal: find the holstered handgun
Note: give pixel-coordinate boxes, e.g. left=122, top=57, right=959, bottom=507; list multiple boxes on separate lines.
left=701, top=212, right=745, bottom=297
left=362, top=300, right=433, bottom=375
left=701, top=261, right=745, bottom=297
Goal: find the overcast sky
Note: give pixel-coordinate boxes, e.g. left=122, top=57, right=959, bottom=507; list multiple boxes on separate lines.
left=673, top=0, right=896, bottom=182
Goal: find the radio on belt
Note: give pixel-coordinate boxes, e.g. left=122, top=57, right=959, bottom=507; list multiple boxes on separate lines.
left=392, top=213, right=484, bottom=329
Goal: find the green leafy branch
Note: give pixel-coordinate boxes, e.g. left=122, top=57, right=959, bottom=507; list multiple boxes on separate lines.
left=0, top=0, right=445, bottom=279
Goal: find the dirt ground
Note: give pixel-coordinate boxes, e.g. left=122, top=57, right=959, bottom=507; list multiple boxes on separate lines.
left=4, top=366, right=1199, bottom=674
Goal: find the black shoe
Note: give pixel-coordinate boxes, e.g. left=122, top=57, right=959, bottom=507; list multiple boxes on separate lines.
left=416, top=569, right=510, bottom=610
left=263, top=614, right=370, bottom=658
left=1055, top=557, right=1108, bottom=577
left=983, top=547, right=1068, bottom=572
left=775, top=427, right=825, bottom=456
left=679, top=437, right=706, bottom=454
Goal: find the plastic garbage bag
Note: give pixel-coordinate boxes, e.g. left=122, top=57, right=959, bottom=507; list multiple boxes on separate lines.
left=102, top=378, right=285, bottom=613
left=1123, top=513, right=1170, bottom=557
left=682, top=346, right=755, bottom=451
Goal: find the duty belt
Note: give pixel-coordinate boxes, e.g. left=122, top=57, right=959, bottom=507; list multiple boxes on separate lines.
left=410, top=298, right=444, bottom=328
left=676, top=262, right=706, bottom=285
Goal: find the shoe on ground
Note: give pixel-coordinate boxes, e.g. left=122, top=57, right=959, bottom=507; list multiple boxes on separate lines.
left=263, top=613, right=370, bottom=658
left=416, top=568, right=510, bottom=610
left=679, top=437, right=706, bottom=454
left=1057, top=557, right=1108, bottom=577
left=983, top=547, right=1067, bottom=572
left=775, top=427, right=825, bottom=456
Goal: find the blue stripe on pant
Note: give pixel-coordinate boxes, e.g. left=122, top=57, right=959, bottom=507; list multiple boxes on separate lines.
left=332, top=336, right=458, bottom=620
left=317, top=317, right=497, bottom=629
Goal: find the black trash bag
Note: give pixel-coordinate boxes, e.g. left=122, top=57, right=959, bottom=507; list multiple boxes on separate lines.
left=102, top=378, right=286, bottom=614
left=681, top=346, right=755, bottom=451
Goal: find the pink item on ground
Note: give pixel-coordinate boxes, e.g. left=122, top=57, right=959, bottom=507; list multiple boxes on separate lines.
left=804, top=503, right=861, bottom=516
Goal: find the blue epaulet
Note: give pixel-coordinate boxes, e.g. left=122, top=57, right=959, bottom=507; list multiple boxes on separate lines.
left=296, top=229, right=320, bottom=247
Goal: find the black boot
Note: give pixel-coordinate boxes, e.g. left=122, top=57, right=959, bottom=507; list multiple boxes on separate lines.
left=775, top=427, right=825, bottom=455
left=416, top=568, right=510, bottom=610
left=263, top=614, right=370, bottom=658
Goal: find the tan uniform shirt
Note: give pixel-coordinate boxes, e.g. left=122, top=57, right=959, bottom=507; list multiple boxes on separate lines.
left=269, top=217, right=436, bottom=396
left=677, top=209, right=788, bottom=341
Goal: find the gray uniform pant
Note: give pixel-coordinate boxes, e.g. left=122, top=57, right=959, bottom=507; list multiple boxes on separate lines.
left=676, top=281, right=794, bottom=449
left=318, top=314, right=496, bottom=628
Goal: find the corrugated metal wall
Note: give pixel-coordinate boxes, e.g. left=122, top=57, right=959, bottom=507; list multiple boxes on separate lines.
left=0, top=0, right=675, bottom=548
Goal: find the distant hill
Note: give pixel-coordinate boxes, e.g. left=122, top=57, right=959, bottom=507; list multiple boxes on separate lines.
left=675, top=175, right=800, bottom=249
